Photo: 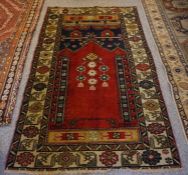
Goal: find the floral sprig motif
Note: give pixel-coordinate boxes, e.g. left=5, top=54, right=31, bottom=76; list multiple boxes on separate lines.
left=76, top=53, right=110, bottom=90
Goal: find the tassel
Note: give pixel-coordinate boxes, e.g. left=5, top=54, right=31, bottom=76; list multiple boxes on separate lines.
left=102, top=82, right=109, bottom=87
left=89, top=85, right=96, bottom=90
left=77, top=82, right=84, bottom=87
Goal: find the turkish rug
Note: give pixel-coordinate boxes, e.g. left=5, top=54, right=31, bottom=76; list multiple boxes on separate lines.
left=142, top=0, right=188, bottom=140
left=0, top=0, right=43, bottom=126
left=161, top=0, right=188, bottom=60
left=5, top=7, right=181, bottom=174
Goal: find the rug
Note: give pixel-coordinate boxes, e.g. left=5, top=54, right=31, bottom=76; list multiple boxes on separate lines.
left=5, top=7, right=181, bottom=173
left=142, top=0, right=188, bottom=140
left=0, top=0, right=43, bottom=126
left=160, top=0, right=188, bottom=65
